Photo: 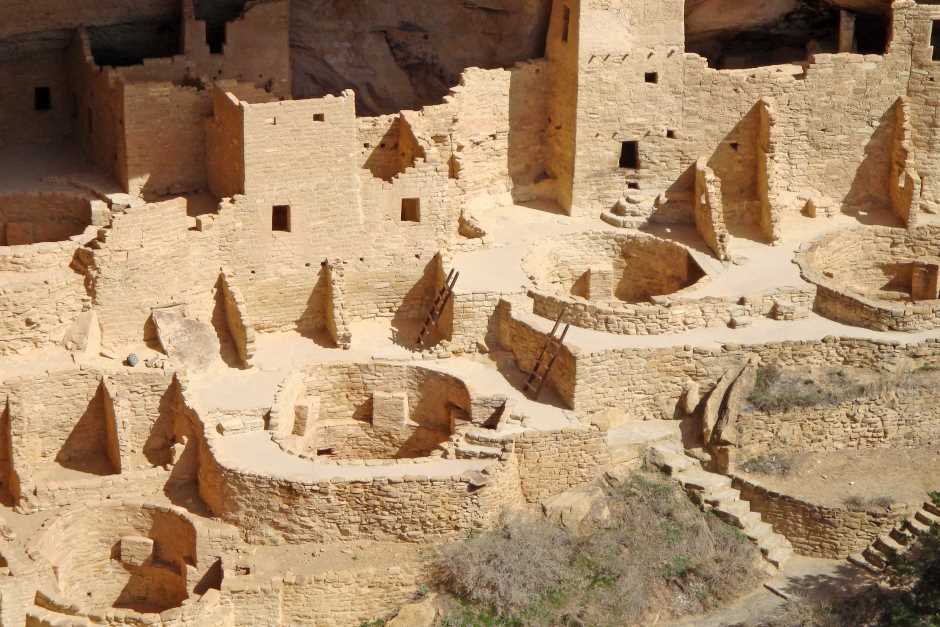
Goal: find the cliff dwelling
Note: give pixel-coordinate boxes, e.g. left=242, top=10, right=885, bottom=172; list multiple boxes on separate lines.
left=2, top=0, right=940, bottom=625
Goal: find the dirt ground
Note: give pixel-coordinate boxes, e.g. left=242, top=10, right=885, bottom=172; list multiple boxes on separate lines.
left=737, top=445, right=940, bottom=510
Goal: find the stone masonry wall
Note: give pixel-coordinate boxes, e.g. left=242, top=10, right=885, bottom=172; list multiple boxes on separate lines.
left=734, top=474, right=908, bottom=558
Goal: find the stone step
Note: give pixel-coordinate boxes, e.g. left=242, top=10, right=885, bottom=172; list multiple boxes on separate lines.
left=765, top=546, right=793, bottom=568
left=890, top=526, right=915, bottom=546
left=742, top=520, right=775, bottom=543
left=848, top=552, right=881, bottom=574
left=758, top=532, right=791, bottom=554
left=874, top=534, right=905, bottom=558
left=703, top=487, right=740, bottom=506
left=648, top=446, right=698, bottom=476
left=915, top=509, right=940, bottom=527
left=863, top=546, right=889, bottom=570
left=454, top=442, right=502, bottom=459
left=675, top=468, right=731, bottom=492
left=923, top=501, right=940, bottom=517
left=905, top=516, right=931, bottom=535
left=715, top=499, right=751, bottom=519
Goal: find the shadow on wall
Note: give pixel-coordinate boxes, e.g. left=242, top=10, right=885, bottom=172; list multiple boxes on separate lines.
left=211, top=274, right=245, bottom=368
left=142, top=382, right=179, bottom=468
left=844, top=102, right=902, bottom=225
left=55, top=381, right=119, bottom=476
left=0, top=402, right=15, bottom=506
left=298, top=264, right=336, bottom=348
left=391, top=255, right=447, bottom=349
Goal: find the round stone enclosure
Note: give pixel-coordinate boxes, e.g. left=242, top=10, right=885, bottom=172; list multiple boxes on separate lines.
left=797, top=225, right=940, bottom=331
left=31, top=504, right=201, bottom=615
left=274, top=361, right=472, bottom=460
left=523, top=231, right=705, bottom=304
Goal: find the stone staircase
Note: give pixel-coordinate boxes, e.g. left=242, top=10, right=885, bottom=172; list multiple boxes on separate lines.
left=446, top=427, right=507, bottom=460
left=648, top=444, right=793, bottom=569
left=849, top=501, right=940, bottom=573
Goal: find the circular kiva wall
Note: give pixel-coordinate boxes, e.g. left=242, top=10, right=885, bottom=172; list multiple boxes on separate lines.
left=522, top=231, right=719, bottom=335
left=797, top=225, right=940, bottom=331
left=30, top=503, right=202, bottom=616
left=0, top=192, right=95, bottom=247
left=271, top=362, right=472, bottom=461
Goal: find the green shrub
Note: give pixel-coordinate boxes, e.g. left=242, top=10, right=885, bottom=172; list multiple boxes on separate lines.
left=435, top=473, right=764, bottom=626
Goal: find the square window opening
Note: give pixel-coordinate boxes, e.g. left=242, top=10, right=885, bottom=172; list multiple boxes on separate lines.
left=666, top=129, right=676, bottom=139
left=206, top=22, right=226, bottom=55
left=401, top=198, right=421, bottom=222
left=730, top=142, right=740, bottom=152
left=932, top=20, right=940, bottom=61
left=313, top=113, right=325, bottom=122
left=34, top=87, right=51, bottom=111
left=628, top=182, right=640, bottom=190
left=645, top=72, right=658, bottom=84
left=619, top=141, right=639, bottom=169
left=561, top=5, right=571, bottom=43
left=272, top=205, right=291, bottom=232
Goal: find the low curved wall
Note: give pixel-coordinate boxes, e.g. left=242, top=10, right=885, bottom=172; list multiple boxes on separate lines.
left=530, top=285, right=814, bottom=335
left=198, top=434, right=523, bottom=545
left=798, top=225, right=940, bottom=332
left=522, top=231, right=705, bottom=304
left=29, top=503, right=206, bottom=617
left=732, top=475, right=908, bottom=558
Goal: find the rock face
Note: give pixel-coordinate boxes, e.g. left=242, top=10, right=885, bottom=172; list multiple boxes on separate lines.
left=290, top=0, right=552, bottom=115
left=686, top=0, right=891, bottom=68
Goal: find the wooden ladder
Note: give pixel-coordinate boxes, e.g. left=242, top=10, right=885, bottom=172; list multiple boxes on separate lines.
left=523, top=307, right=571, bottom=399
left=417, top=268, right=459, bottom=347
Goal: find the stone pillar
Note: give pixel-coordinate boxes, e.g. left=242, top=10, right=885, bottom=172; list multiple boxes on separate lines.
left=839, top=10, right=856, bottom=53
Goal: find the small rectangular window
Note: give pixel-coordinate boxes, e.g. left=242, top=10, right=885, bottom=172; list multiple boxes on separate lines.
left=645, top=72, right=658, bottom=84
left=313, top=113, right=325, bottom=122
left=34, top=87, right=51, bottom=111
left=619, top=141, right=639, bottom=169
left=206, top=22, right=226, bottom=55
left=401, top=198, right=421, bottom=222
left=272, top=205, right=291, bottom=232
left=666, top=129, right=676, bottom=139
left=932, top=20, right=940, bottom=61
left=561, top=5, right=571, bottom=43
left=627, top=182, right=639, bottom=190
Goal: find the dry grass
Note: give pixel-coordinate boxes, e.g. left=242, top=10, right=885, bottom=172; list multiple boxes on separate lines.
left=745, top=364, right=939, bottom=414
left=740, top=453, right=796, bottom=477
left=434, top=473, right=764, bottom=626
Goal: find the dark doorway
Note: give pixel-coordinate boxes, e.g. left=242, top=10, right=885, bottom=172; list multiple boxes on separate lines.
left=619, top=141, right=640, bottom=169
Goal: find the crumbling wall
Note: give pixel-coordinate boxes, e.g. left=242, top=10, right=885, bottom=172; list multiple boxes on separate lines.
left=693, top=158, right=730, bottom=260
left=890, top=95, right=921, bottom=226
left=88, top=197, right=222, bottom=347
